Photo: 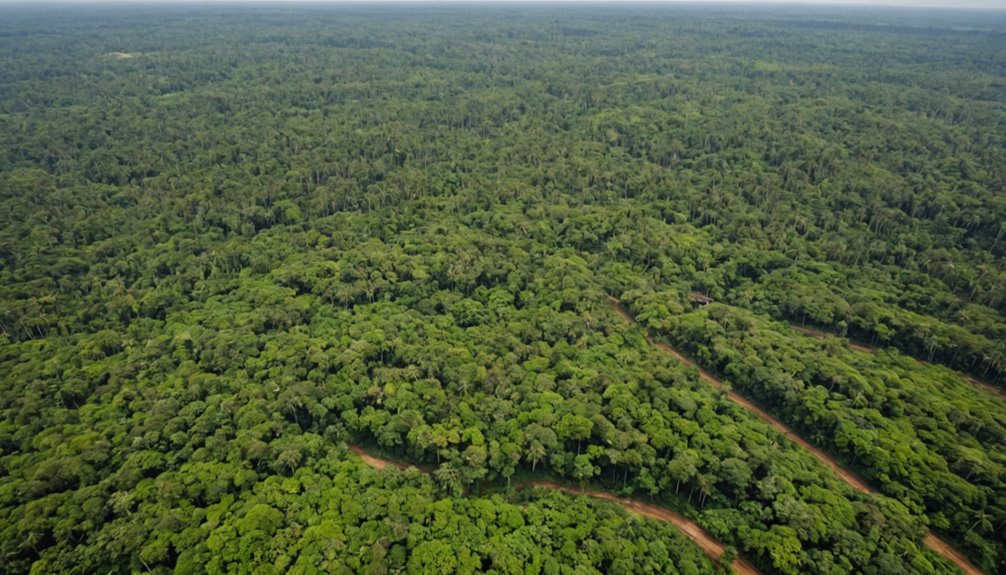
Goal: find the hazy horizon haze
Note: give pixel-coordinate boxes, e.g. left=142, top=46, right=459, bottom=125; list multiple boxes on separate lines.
left=1, top=0, right=1004, bottom=9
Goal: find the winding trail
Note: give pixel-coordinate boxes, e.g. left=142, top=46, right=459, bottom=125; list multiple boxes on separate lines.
left=526, top=481, right=761, bottom=575
left=347, top=444, right=759, bottom=575
left=609, top=297, right=985, bottom=575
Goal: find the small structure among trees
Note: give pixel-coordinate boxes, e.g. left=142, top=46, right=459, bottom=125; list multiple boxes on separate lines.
left=688, top=292, right=715, bottom=306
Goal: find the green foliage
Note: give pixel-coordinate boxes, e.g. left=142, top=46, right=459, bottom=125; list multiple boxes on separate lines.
left=1, top=4, right=1004, bottom=575
left=645, top=302, right=1006, bottom=571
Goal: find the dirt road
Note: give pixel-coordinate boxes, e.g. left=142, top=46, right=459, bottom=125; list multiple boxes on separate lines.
left=526, top=480, right=760, bottom=575
left=653, top=336, right=874, bottom=493
left=607, top=297, right=986, bottom=575
left=348, top=444, right=760, bottom=574
left=926, top=533, right=987, bottom=575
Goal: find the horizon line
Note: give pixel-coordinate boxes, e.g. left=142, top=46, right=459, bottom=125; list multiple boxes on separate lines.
left=2, top=0, right=1005, bottom=9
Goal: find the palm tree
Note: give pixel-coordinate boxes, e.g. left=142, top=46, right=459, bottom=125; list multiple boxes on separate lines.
left=991, top=222, right=1006, bottom=252
left=968, top=509, right=993, bottom=535
left=527, top=441, right=546, bottom=472
left=850, top=391, right=868, bottom=409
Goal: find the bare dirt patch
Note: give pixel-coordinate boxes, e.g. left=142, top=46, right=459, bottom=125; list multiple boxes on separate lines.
left=347, top=444, right=427, bottom=473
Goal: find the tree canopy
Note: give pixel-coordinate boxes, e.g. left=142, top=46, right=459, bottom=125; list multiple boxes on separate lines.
left=1, top=4, right=1004, bottom=574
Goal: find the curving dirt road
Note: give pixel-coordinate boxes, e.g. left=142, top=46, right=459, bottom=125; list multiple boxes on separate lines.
left=345, top=300, right=987, bottom=575
left=348, top=444, right=759, bottom=575
left=608, top=297, right=985, bottom=575
left=526, top=481, right=760, bottom=575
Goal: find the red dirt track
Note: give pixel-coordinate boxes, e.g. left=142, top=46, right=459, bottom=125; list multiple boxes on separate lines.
left=348, top=444, right=759, bottom=574
left=345, top=298, right=987, bottom=575
left=526, top=481, right=760, bottom=575
left=607, top=297, right=985, bottom=575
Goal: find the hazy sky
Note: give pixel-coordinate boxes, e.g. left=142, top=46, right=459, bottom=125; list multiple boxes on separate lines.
left=4, top=0, right=1004, bottom=8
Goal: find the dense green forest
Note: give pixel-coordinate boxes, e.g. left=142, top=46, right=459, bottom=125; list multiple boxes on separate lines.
left=1, top=4, right=1004, bottom=575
